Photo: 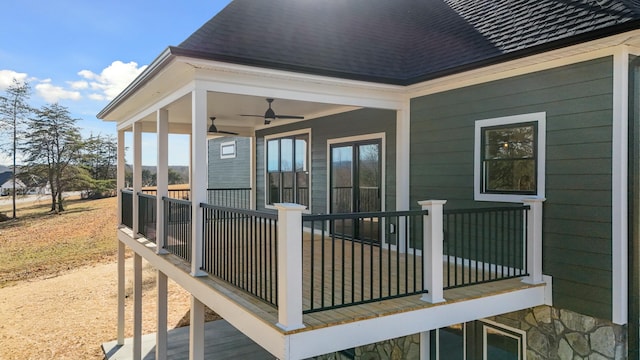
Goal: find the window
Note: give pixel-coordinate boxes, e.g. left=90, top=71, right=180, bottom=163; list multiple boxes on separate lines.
left=474, top=113, right=545, bottom=202
left=220, top=141, right=236, bottom=159
left=266, top=132, right=310, bottom=208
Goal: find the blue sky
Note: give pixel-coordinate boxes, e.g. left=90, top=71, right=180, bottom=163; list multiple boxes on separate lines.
left=0, top=0, right=232, bottom=165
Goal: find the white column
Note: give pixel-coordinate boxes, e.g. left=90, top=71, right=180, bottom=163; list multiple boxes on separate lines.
left=190, top=87, right=207, bottom=276
left=116, top=129, right=126, bottom=346
left=157, top=109, right=169, bottom=254
left=189, top=295, right=205, bottom=360
left=522, top=197, right=545, bottom=285
left=420, top=331, right=431, bottom=360
left=117, top=129, right=125, bottom=225
left=419, top=200, right=446, bottom=303
left=156, top=270, right=168, bottom=360
left=250, top=136, right=256, bottom=210
left=396, top=101, right=411, bottom=253
left=133, top=254, right=143, bottom=360
left=133, top=122, right=142, bottom=238
left=275, top=203, right=306, bottom=331
left=117, top=240, right=125, bottom=345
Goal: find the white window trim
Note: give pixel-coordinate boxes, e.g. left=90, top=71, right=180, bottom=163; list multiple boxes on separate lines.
left=474, top=112, right=546, bottom=203
left=481, top=319, right=527, bottom=360
left=264, top=128, right=312, bottom=211
left=220, top=140, right=236, bottom=159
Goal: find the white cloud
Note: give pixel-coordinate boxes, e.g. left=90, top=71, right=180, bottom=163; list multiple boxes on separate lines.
left=68, top=80, right=89, bottom=90
left=88, top=93, right=105, bottom=101
left=35, top=79, right=82, bottom=103
left=0, top=70, right=28, bottom=90
left=79, top=61, right=147, bottom=101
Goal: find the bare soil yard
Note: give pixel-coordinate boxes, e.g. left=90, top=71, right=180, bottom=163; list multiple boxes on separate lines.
left=0, top=196, right=215, bottom=359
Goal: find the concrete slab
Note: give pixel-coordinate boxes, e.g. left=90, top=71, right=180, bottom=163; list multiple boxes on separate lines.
left=102, top=320, right=276, bottom=359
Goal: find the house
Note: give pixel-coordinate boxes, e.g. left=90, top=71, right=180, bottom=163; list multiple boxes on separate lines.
left=0, top=171, right=27, bottom=196
left=97, top=0, right=640, bottom=359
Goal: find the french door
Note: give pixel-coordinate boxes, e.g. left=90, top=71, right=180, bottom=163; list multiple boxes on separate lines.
left=329, top=139, right=381, bottom=243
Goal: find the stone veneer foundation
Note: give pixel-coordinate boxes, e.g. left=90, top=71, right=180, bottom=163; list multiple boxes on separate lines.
left=313, top=306, right=627, bottom=360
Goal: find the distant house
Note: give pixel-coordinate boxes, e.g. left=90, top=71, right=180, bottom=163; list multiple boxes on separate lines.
left=99, top=1, right=640, bottom=359
left=0, top=171, right=27, bottom=196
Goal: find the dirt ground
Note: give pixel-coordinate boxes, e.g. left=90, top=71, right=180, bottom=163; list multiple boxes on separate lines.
left=0, top=258, right=217, bottom=359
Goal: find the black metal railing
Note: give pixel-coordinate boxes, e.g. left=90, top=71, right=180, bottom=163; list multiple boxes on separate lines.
left=142, top=188, right=190, bottom=200
left=137, top=192, right=157, bottom=243
left=302, top=210, right=427, bottom=313
left=121, top=189, right=133, bottom=228
left=201, top=204, right=279, bottom=307
left=442, top=206, right=530, bottom=289
left=207, top=188, right=251, bottom=209
left=163, top=197, right=192, bottom=262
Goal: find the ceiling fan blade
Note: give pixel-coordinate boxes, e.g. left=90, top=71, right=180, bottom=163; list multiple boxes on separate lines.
left=217, top=130, right=239, bottom=135
left=240, top=114, right=264, bottom=118
left=275, top=115, right=305, bottom=119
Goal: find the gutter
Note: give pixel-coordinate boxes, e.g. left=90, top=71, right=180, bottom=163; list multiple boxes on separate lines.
left=96, top=47, right=175, bottom=119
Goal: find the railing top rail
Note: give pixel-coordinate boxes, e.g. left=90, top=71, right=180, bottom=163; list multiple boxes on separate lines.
left=303, top=209, right=427, bottom=221
left=121, top=189, right=134, bottom=195
left=162, top=196, right=192, bottom=205
left=443, top=205, right=530, bottom=215
left=207, top=187, right=252, bottom=191
left=137, top=192, right=157, bottom=199
left=200, top=202, right=278, bottom=220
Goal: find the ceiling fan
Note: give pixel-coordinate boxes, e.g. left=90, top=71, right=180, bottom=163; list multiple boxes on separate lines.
left=208, top=117, right=238, bottom=135
left=241, top=98, right=304, bottom=125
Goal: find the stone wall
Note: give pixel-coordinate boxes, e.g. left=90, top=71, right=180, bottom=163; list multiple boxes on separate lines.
left=312, top=306, right=627, bottom=360
left=487, top=306, right=627, bottom=360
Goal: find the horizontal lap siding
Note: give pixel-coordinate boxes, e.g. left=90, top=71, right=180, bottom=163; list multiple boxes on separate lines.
left=410, top=57, right=613, bottom=319
left=208, top=137, right=251, bottom=188
left=256, top=108, right=396, bottom=214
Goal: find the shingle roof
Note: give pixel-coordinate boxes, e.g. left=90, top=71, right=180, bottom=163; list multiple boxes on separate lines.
left=173, top=0, right=640, bottom=85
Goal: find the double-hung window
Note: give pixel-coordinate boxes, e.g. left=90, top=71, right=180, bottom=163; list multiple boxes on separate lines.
left=474, top=112, right=545, bottom=202
left=266, top=132, right=310, bottom=208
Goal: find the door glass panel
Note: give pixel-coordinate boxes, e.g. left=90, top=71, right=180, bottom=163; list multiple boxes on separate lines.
left=331, top=146, right=353, bottom=213
left=484, top=325, right=521, bottom=360
left=439, top=325, right=465, bottom=360
left=357, top=143, right=381, bottom=243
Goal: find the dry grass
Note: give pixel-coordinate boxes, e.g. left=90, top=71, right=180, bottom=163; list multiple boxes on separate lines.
left=0, top=196, right=119, bottom=287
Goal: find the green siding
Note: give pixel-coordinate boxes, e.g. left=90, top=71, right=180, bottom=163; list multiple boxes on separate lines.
left=410, top=57, right=614, bottom=320
left=255, top=108, right=396, bottom=214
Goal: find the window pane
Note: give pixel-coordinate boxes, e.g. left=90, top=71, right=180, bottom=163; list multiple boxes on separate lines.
left=281, top=138, right=293, bottom=172
left=282, top=172, right=294, bottom=203
left=296, top=172, right=309, bottom=207
left=268, top=173, right=280, bottom=204
left=482, top=123, right=536, bottom=193
left=295, top=135, right=308, bottom=172
left=267, top=140, right=279, bottom=172
left=485, top=326, right=520, bottom=360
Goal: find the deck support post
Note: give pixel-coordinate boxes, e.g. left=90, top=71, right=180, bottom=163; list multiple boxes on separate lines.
left=133, top=253, right=143, bottom=360
left=156, top=109, right=169, bottom=254
left=522, top=197, right=545, bottom=285
left=275, top=203, right=307, bottom=331
left=419, top=200, right=447, bottom=303
left=190, top=87, right=207, bottom=277
left=189, top=296, right=205, bottom=360
left=117, top=129, right=125, bottom=226
left=132, top=121, right=142, bottom=238
left=156, top=270, right=168, bottom=360
left=117, top=240, right=125, bottom=345
left=420, top=331, right=431, bottom=360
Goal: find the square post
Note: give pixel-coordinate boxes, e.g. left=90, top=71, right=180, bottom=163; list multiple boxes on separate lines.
left=190, top=87, right=207, bottom=277
left=132, top=122, right=142, bottom=238
left=419, top=200, right=446, bottom=303
left=275, top=203, right=306, bottom=331
left=133, top=253, right=142, bottom=360
left=156, top=270, right=168, bottom=360
left=522, top=197, right=545, bottom=285
left=117, top=129, right=125, bottom=225
left=156, top=109, right=169, bottom=254
left=117, top=240, right=125, bottom=345
left=189, top=296, right=205, bottom=360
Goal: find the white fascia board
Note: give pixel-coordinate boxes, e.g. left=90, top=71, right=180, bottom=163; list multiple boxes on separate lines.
left=116, top=81, right=195, bottom=132
left=117, top=230, right=287, bottom=359
left=407, top=31, right=640, bottom=98
left=287, top=283, right=548, bottom=359
left=183, top=58, right=407, bottom=110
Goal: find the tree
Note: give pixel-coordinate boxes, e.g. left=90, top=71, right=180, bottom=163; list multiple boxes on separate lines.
left=22, top=103, right=82, bottom=213
left=80, top=134, right=117, bottom=197
left=0, top=79, right=31, bottom=219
